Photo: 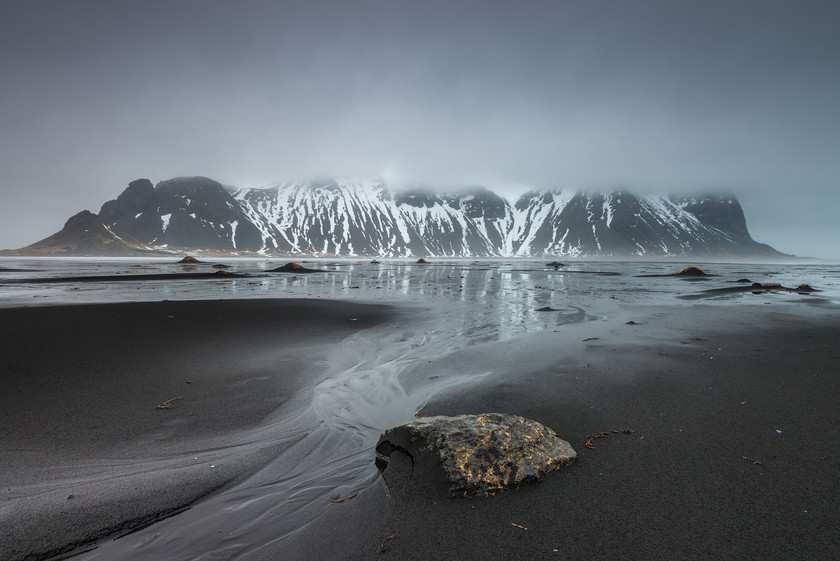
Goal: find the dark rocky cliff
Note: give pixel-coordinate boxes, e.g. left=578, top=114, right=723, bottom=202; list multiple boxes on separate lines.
left=10, top=177, right=786, bottom=258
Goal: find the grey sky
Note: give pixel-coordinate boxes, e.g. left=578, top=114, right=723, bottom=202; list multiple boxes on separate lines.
left=1, top=0, right=838, bottom=258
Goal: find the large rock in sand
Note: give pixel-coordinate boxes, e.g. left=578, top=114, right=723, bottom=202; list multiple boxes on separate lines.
left=376, top=413, right=576, bottom=497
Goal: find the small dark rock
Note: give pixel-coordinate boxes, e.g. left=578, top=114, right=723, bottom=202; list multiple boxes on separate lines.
left=269, top=262, right=324, bottom=273
left=676, top=266, right=708, bottom=276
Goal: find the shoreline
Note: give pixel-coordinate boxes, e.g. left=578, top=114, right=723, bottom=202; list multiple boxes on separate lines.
left=2, top=288, right=839, bottom=560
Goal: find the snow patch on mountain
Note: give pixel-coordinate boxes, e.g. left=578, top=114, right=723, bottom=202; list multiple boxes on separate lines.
left=87, top=177, right=784, bottom=258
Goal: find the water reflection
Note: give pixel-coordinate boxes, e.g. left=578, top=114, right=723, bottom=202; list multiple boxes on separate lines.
left=5, top=257, right=839, bottom=560
left=2, top=259, right=839, bottom=336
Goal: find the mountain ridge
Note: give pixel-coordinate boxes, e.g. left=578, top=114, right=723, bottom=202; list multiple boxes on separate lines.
left=5, top=177, right=785, bottom=258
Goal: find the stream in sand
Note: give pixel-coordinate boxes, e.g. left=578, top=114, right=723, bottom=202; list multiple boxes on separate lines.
left=1, top=258, right=838, bottom=559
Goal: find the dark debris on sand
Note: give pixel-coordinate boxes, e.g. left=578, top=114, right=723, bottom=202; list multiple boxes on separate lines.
left=679, top=281, right=821, bottom=300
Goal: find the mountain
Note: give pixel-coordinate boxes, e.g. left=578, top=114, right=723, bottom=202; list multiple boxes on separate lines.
left=97, top=177, right=264, bottom=252
left=8, top=210, right=161, bottom=256
left=7, top=177, right=784, bottom=258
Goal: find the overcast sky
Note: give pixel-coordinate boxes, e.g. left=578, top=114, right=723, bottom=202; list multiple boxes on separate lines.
left=1, top=0, right=838, bottom=259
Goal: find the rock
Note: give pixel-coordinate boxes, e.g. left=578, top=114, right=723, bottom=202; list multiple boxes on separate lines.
left=376, top=413, right=576, bottom=497
left=638, top=266, right=713, bottom=279
left=214, top=269, right=234, bottom=276
left=416, top=258, right=429, bottom=264
left=178, top=256, right=201, bottom=263
left=676, top=265, right=707, bottom=276
left=536, top=306, right=558, bottom=312
left=211, top=263, right=230, bottom=269
left=269, top=262, right=323, bottom=273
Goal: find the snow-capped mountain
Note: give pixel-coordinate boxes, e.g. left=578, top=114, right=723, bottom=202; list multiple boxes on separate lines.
left=233, top=180, right=514, bottom=257
left=12, top=176, right=783, bottom=257
left=231, top=178, right=780, bottom=257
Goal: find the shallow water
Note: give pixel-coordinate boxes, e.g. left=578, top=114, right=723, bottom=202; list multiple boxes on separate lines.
left=2, top=257, right=838, bottom=559
left=2, top=257, right=838, bottom=315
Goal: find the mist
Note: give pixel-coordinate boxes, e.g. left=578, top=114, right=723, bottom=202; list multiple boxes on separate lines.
left=1, top=0, right=838, bottom=258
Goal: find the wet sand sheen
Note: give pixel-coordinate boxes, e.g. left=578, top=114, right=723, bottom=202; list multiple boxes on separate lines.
left=277, top=311, right=840, bottom=561
left=1, top=260, right=838, bottom=560
left=0, top=299, right=394, bottom=561
left=79, top=304, right=840, bottom=561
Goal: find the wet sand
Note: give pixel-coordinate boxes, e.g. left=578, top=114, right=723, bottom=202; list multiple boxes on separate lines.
left=1, top=271, right=250, bottom=283
left=0, top=299, right=393, bottom=561
left=279, top=309, right=840, bottom=560
left=2, top=295, right=839, bottom=560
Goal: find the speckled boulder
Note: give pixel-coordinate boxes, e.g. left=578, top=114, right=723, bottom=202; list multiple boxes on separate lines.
left=376, top=413, right=576, bottom=497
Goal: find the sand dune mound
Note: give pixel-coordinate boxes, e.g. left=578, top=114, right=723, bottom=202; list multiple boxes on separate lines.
left=269, top=262, right=323, bottom=273
left=676, top=266, right=708, bottom=276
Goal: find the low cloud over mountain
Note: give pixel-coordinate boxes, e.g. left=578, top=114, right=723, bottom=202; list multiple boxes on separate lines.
left=10, top=177, right=784, bottom=258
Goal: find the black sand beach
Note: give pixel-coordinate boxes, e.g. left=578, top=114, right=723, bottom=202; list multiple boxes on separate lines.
left=0, top=299, right=392, bottom=561
left=282, top=312, right=840, bottom=561
left=1, top=290, right=839, bottom=560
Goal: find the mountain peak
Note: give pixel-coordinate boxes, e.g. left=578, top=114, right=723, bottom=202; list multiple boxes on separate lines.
left=14, top=210, right=155, bottom=256
left=12, top=177, right=786, bottom=258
